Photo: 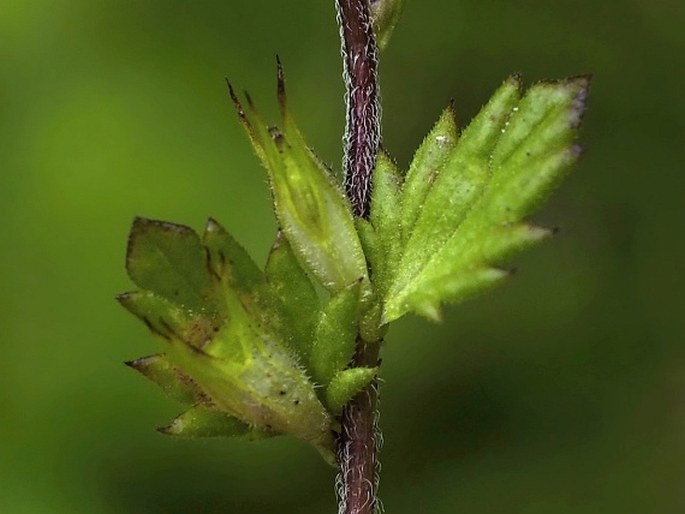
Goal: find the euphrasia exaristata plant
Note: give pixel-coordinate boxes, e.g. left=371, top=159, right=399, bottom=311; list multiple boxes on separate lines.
left=117, top=0, right=589, bottom=510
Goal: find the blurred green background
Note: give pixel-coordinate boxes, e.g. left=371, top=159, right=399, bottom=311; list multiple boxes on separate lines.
left=2, top=0, right=684, bottom=512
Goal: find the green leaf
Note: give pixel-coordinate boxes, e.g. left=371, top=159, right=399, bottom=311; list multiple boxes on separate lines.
left=370, top=0, right=404, bottom=51
left=383, top=76, right=589, bottom=322
left=264, top=231, right=320, bottom=359
left=227, top=62, right=368, bottom=293
left=165, top=324, right=334, bottom=455
left=158, top=405, right=271, bottom=440
left=325, top=367, right=378, bottom=414
left=203, top=217, right=263, bottom=294
left=401, top=103, right=458, bottom=245
left=125, top=354, right=209, bottom=405
left=126, top=217, right=216, bottom=312
left=369, top=151, right=403, bottom=297
left=392, top=77, right=522, bottom=301
left=310, top=281, right=362, bottom=386
left=117, top=290, right=219, bottom=347
left=402, top=267, right=512, bottom=322
left=120, top=219, right=335, bottom=457
left=354, top=218, right=382, bottom=286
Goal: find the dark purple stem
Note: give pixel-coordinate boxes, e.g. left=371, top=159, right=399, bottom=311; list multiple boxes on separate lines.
left=335, top=1, right=382, bottom=513
left=337, top=0, right=381, bottom=219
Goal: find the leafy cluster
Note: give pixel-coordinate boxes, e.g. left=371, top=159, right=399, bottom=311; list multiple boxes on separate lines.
left=366, top=75, right=590, bottom=322
left=119, top=62, right=589, bottom=462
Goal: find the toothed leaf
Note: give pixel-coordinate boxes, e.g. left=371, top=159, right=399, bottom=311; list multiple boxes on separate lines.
left=159, top=405, right=271, bottom=440
left=392, top=78, right=522, bottom=303
left=117, top=290, right=219, bottom=345
left=126, top=218, right=216, bottom=311
left=120, top=219, right=335, bottom=459
left=383, top=76, right=589, bottom=322
left=126, top=354, right=209, bottom=405
left=165, top=321, right=334, bottom=457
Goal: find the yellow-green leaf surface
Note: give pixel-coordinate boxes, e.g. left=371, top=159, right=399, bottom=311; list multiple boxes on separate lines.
left=122, top=217, right=335, bottom=460
left=227, top=61, right=368, bottom=293
left=326, top=367, right=378, bottom=414
left=126, top=218, right=217, bottom=312
left=310, top=281, right=362, bottom=386
left=125, top=353, right=208, bottom=405
left=265, top=231, right=320, bottom=359
left=400, top=103, right=459, bottom=245
left=369, top=151, right=403, bottom=297
left=158, top=405, right=270, bottom=440
left=380, top=76, right=590, bottom=322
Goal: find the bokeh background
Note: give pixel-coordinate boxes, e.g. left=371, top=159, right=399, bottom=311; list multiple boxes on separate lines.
left=2, top=0, right=684, bottom=512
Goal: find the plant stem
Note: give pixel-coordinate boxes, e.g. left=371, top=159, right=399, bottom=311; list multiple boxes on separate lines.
left=337, top=0, right=381, bottom=219
left=335, top=1, right=382, bottom=513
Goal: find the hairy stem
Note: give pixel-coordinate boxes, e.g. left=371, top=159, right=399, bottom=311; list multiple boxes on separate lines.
left=335, top=1, right=382, bottom=513
left=337, top=0, right=381, bottom=219
left=336, top=339, right=381, bottom=514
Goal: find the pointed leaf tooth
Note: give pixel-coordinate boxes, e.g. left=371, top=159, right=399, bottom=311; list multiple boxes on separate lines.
left=125, top=354, right=209, bottom=405
left=492, top=76, right=591, bottom=169
left=473, top=224, right=553, bottom=264
left=417, top=223, right=553, bottom=292
left=485, top=78, right=591, bottom=221
left=310, top=281, right=362, bottom=386
left=243, top=91, right=283, bottom=172
left=401, top=103, right=458, bottom=243
left=226, top=78, right=269, bottom=167
left=325, top=367, right=378, bottom=414
left=126, top=218, right=215, bottom=312
left=158, top=406, right=271, bottom=440
left=403, top=267, right=511, bottom=321
left=119, top=290, right=221, bottom=352
left=413, top=301, right=443, bottom=323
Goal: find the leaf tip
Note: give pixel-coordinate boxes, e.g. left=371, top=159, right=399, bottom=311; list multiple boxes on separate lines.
left=276, top=54, right=286, bottom=110
left=507, top=72, right=524, bottom=91
left=124, top=354, right=156, bottom=372
left=156, top=424, right=174, bottom=436
left=205, top=216, right=224, bottom=237
left=115, top=291, right=133, bottom=306
left=225, top=78, right=249, bottom=122
left=415, top=301, right=443, bottom=323
left=565, top=75, right=592, bottom=128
